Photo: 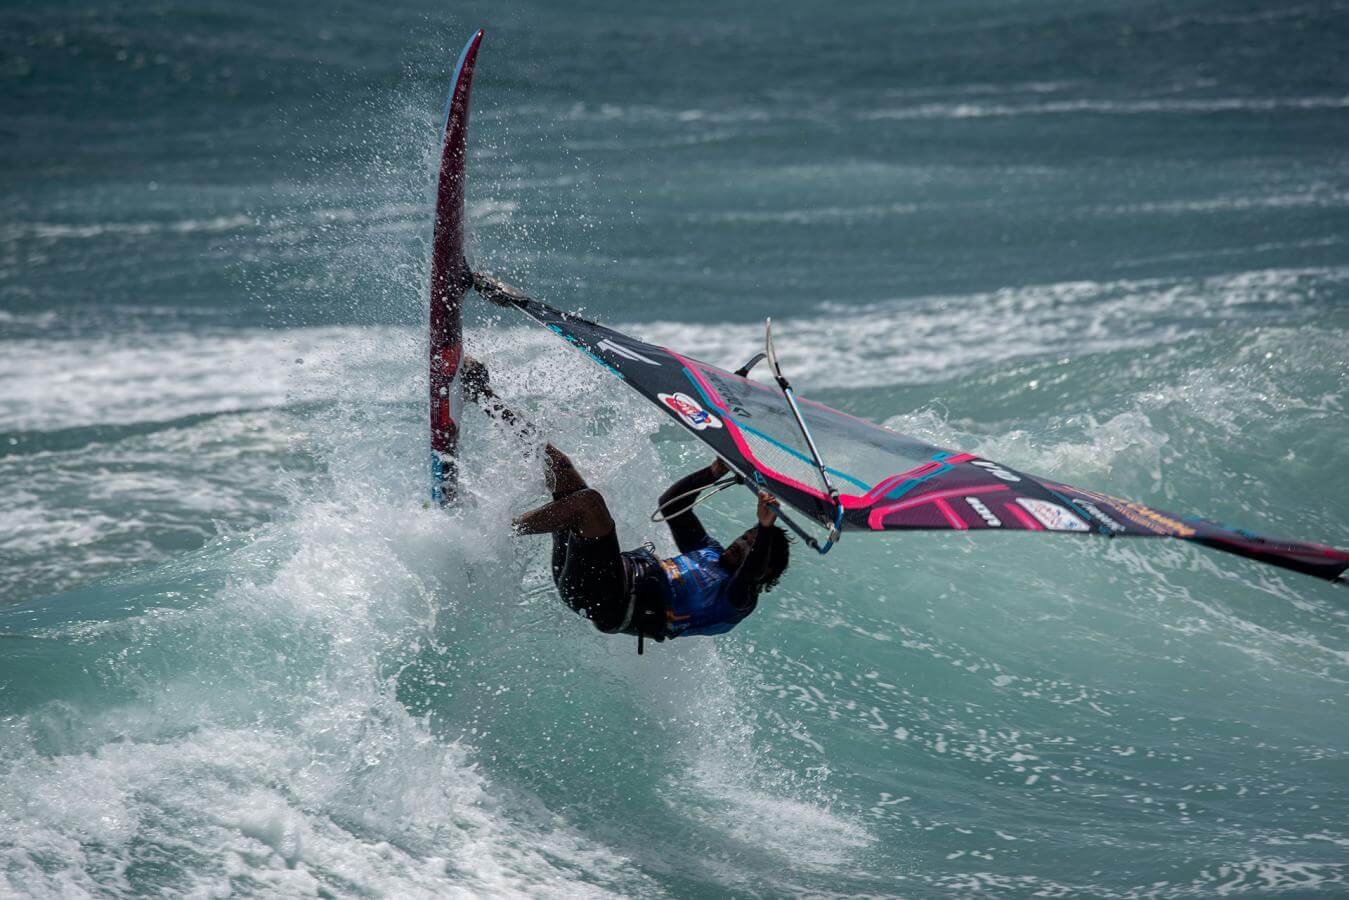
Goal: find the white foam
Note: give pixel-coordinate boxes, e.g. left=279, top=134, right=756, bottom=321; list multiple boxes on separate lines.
left=0, top=215, right=254, bottom=242
left=5, top=265, right=1340, bottom=435
left=1, top=435, right=656, bottom=895
left=0, top=199, right=514, bottom=247
left=0, top=326, right=410, bottom=432
left=634, top=266, right=1349, bottom=388
left=3, top=259, right=1345, bottom=896
left=1099, top=186, right=1349, bottom=215
left=0, top=720, right=639, bottom=897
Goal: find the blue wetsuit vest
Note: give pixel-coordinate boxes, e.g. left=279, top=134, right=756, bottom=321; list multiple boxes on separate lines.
left=657, top=538, right=755, bottom=638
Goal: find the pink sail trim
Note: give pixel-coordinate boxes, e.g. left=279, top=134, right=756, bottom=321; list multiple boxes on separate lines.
left=676, top=356, right=838, bottom=502
left=934, top=498, right=967, bottom=531
left=867, top=484, right=1011, bottom=530
left=842, top=454, right=978, bottom=509
left=679, top=356, right=990, bottom=519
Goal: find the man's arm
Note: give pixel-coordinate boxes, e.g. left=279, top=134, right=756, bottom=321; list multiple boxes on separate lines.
left=725, top=492, right=779, bottom=609
left=657, top=459, right=727, bottom=554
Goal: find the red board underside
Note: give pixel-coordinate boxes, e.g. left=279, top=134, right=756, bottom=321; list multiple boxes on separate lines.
left=429, top=30, right=484, bottom=506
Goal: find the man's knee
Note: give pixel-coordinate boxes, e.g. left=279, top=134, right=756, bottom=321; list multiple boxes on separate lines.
left=545, top=445, right=587, bottom=495
left=574, top=488, right=614, bottom=538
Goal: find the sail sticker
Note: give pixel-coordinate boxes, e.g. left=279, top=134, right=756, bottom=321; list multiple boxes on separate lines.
left=547, top=324, right=623, bottom=379
left=597, top=338, right=661, bottom=366
left=659, top=392, right=723, bottom=430
left=1016, top=498, right=1089, bottom=532
left=1113, top=502, right=1195, bottom=537
left=966, top=496, right=1002, bottom=527
left=1075, top=500, right=1125, bottom=534
left=971, top=459, right=1022, bottom=482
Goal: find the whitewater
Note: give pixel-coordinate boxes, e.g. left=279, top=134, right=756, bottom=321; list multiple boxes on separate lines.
left=3, top=1, right=1347, bottom=896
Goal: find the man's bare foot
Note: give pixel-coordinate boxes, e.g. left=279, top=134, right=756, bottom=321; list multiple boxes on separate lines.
left=461, top=356, right=492, bottom=404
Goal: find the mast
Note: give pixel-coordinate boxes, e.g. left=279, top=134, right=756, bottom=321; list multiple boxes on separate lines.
left=764, top=318, right=845, bottom=551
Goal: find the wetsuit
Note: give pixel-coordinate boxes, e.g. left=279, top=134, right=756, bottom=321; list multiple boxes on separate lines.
left=550, top=528, right=630, bottom=632
left=550, top=465, right=773, bottom=641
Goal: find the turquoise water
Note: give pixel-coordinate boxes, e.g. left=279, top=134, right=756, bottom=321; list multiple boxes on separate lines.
left=3, top=1, right=1347, bottom=895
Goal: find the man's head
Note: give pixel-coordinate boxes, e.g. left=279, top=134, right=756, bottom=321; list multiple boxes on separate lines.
left=720, top=524, right=791, bottom=592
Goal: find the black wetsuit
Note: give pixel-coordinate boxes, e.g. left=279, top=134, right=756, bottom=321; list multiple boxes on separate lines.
left=550, top=465, right=773, bottom=640
left=550, top=529, right=630, bottom=631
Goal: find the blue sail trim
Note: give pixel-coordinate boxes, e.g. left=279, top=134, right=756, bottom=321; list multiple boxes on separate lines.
left=680, top=368, right=870, bottom=491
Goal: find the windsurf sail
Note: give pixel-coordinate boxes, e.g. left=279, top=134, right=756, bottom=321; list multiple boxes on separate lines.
left=429, top=29, right=485, bottom=506
left=474, top=274, right=1349, bottom=582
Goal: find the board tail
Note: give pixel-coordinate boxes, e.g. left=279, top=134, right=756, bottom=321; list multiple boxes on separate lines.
left=429, top=29, right=485, bottom=506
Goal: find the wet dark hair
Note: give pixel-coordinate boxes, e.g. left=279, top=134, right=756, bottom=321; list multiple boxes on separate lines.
left=755, top=524, right=791, bottom=593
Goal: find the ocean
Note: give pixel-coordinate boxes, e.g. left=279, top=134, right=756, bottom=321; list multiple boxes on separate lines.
left=2, top=0, right=1347, bottom=895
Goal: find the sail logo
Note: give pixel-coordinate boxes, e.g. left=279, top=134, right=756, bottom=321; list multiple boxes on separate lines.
left=658, top=392, right=722, bottom=430
left=1016, top=498, right=1089, bottom=532
left=1115, top=502, right=1195, bottom=538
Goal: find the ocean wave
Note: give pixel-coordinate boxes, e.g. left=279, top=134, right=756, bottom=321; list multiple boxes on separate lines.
left=0, top=485, right=657, bottom=896
left=0, top=200, right=517, bottom=248
left=2, top=279, right=1344, bottom=896
left=0, top=215, right=254, bottom=242
left=1155, top=1, right=1339, bottom=32
left=687, top=201, right=922, bottom=225
left=3, top=266, right=1343, bottom=436
left=636, top=266, right=1349, bottom=388
left=863, top=95, right=1349, bottom=121
left=0, top=326, right=411, bottom=433
left=0, top=408, right=310, bottom=602
left=1097, top=187, right=1349, bottom=215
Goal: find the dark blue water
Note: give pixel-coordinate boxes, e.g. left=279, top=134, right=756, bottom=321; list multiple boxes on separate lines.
left=3, top=1, right=1347, bottom=895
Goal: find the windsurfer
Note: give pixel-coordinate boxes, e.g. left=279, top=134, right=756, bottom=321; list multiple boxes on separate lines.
left=461, top=357, right=791, bottom=649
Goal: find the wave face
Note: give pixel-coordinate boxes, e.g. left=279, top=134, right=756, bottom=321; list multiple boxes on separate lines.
left=3, top=0, right=1347, bottom=896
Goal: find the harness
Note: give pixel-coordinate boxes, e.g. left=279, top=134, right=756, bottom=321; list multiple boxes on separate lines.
left=620, top=542, right=666, bottom=655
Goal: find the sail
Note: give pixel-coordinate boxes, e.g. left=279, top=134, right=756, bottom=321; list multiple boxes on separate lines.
left=488, top=283, right=1348, bottom=582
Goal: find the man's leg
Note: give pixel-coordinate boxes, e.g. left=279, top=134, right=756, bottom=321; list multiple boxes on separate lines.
left=462, top=357, right=612, bottom=538
left=515, top=442, right=613, bottom=537
left=514, top=488, right=614, bottom=539
left=462, top=357, right=536, bottom=442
